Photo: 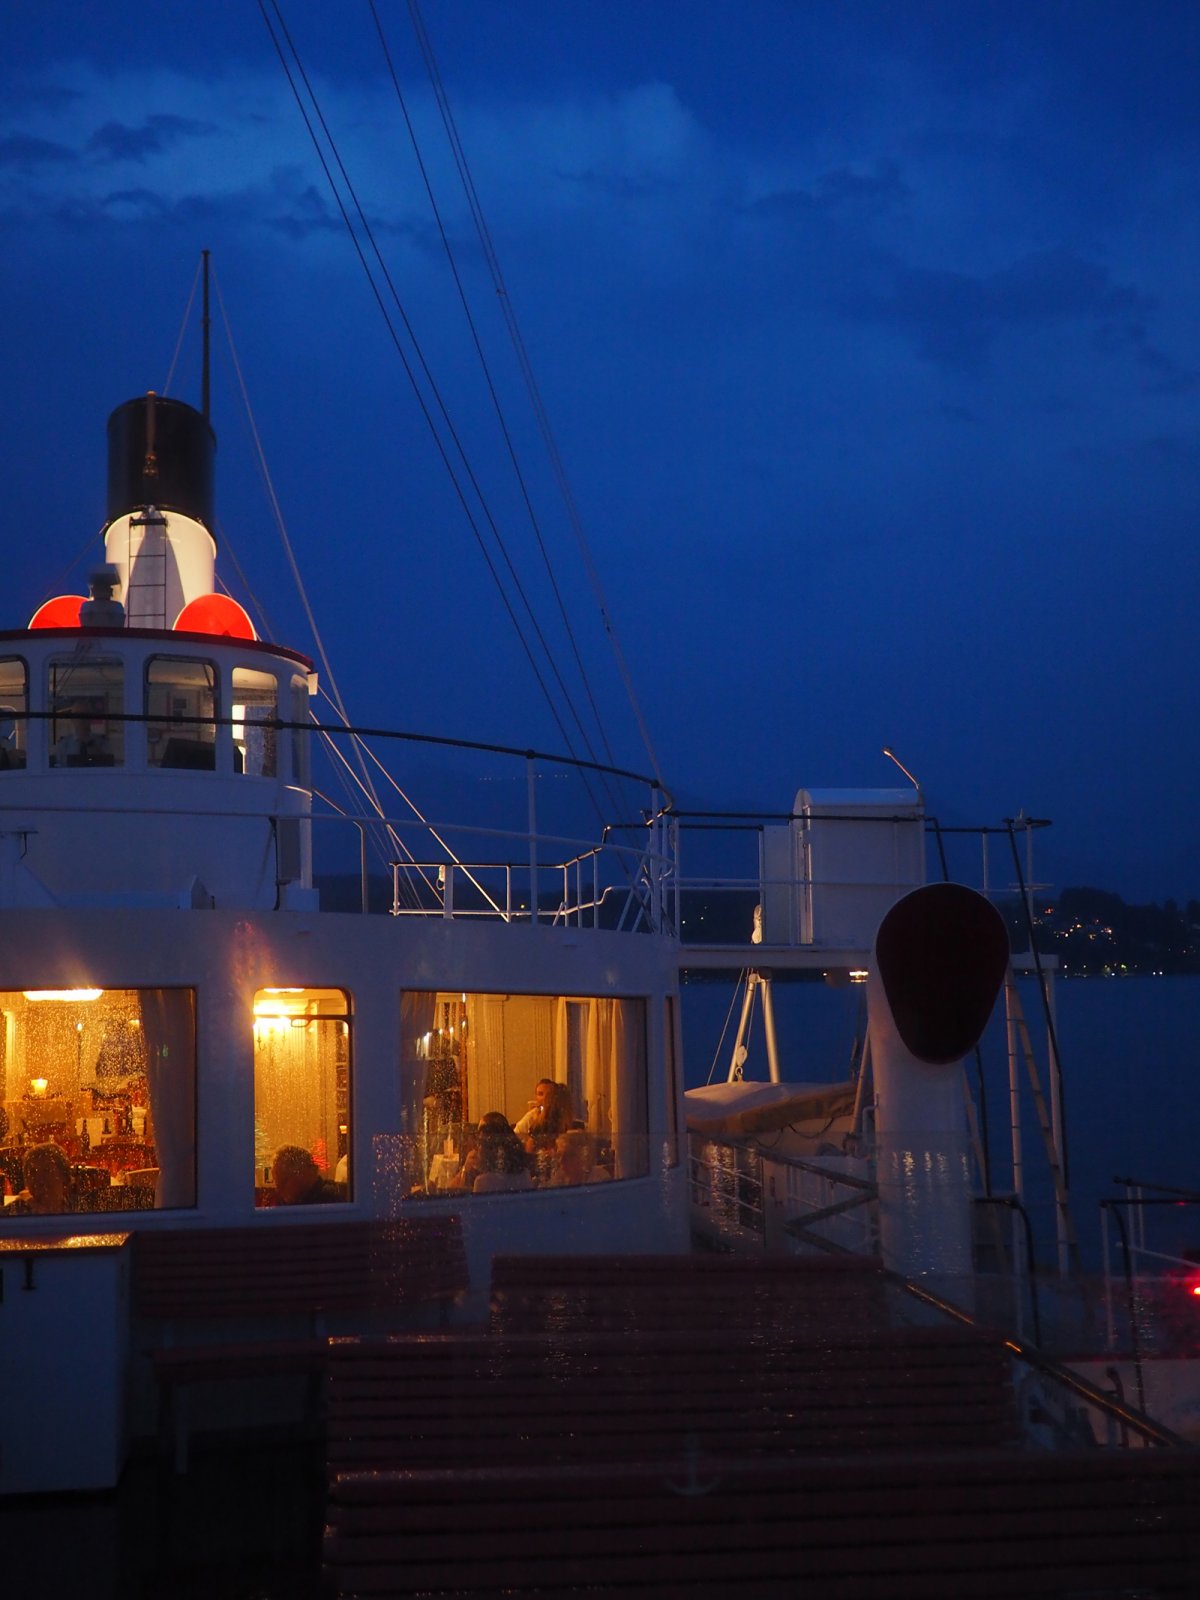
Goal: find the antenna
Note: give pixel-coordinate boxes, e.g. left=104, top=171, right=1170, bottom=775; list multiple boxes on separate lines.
left=882, top=746, right=921, bottom=794
left=201, top=248, right=211, bottom=423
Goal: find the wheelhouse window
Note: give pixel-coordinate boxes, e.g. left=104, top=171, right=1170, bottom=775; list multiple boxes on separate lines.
left=233, top=667, right=277, bottom=778
left=253, top=987, right=350, bottom=1207
left=48, top=655, right=124, bottom=767
left=146, top=656, right=217, bottom=770
left=0, top=657, right=28, bottom=771
left=402, top=991, right=648, bottom=1197
left=0, top=987, right=196, bottom=1217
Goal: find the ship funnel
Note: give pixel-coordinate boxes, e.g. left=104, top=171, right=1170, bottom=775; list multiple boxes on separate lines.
left=106, top=392, right=215, bottom=529
left=867, top=883, right=1009, bottom=1294
left=103, top=393, right=217, bottom=628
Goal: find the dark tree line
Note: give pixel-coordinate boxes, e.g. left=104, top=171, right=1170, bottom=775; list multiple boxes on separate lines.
left=1028, top=888, right=1200, bottom=976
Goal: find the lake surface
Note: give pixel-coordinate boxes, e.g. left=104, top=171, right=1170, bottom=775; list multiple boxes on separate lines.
left=680, top=973, right=1200, bottom=1268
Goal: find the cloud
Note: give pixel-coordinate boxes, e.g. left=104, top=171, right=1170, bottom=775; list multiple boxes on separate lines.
left=849, top=247, right=1152, bottom=369
left=0, top=132, right=75, bottom=167
left=745, top=157, right=908, bottom=223
left=1092, top=320, right=1197, bottom=396
left=87, top=113, right=215, bottom=164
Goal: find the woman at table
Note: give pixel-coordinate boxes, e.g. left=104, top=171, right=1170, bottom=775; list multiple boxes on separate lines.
left=469, top=1114, right=533, bottom=1194
left=9, top=1142, right=74, bottom=1215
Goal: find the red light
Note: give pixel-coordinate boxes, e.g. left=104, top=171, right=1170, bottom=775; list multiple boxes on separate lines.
left=174, top=594, right=256, bottom=639
left=28, top=595, right=86, bottom=629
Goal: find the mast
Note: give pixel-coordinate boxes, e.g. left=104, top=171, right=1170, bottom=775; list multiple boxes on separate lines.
left=201, top=248, right=211, bottom=424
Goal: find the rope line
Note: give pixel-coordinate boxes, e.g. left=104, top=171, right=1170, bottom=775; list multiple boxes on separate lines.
left=371, top=0, right=623, bottom=794
left=259, top=0, right=614, bottom=830
left=406, top=0, right=665, bottom=788
left=162, top=256, right=203, bottom=397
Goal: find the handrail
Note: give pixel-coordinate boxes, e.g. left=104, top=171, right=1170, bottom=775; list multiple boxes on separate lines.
left=15, top=707, right=669, bottom=798
left=688, top=1133, right=1182, bottom=1448
left=894, top=1270, right=1187, bottom=1449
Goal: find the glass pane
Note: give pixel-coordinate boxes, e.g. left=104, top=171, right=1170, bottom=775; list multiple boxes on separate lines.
left=0, top=657, right=28, bottom=771
left=253, top=987, right=350, bottom=1206
left=402, top=991, right=647, bottom=1197
left=0, top=987, right=196, bottom=1215
left=233, top=667, right=277, bottom=778
left=48, top=657, right=124, bottom=768
left=146, top=656, right=217, bottom=770
left=290, top=677, right=310, bottom=787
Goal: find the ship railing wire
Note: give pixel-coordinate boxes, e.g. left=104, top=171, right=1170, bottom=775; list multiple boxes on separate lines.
left=6, top=708, right=677, bottom=930
left=671, top=809, right=1052, bottom=952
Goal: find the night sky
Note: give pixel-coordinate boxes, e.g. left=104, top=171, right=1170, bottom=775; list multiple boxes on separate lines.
left=2, top=2, right=1196, bottom=901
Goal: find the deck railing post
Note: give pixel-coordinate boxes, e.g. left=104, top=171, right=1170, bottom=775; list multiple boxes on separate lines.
left=526, top=755, right=538, bottom=925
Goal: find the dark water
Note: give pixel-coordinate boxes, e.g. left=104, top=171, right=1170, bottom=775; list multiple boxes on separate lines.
left=680, top=973, right=1200, bottom=1268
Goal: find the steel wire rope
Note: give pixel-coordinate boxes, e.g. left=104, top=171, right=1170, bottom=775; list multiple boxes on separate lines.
left=216, top=264, right=426, bottom=901
left=313, top=718, right=444, bottom=904
left=705, top=969, right=750, bottom=1086
left=210, top=265, right=401, bottom=852
left=370, top=0, right=624, bottom=803
left=162, top=256, right=203, bottom=398
left=406, top=0, right=665, bottom=792
left=309, top=684, right=435, bottom=890
left=259, top=1, right=618, bottom=838
left=32, top=527, right=108, bottom=616
left=323, top=720, right=511, bottom=918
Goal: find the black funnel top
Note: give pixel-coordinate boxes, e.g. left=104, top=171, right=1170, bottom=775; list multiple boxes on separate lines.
left=106, top=393, right=215, bottom=529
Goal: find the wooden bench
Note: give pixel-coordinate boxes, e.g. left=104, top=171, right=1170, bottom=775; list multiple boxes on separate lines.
left=134, top=1214, right=468, bottom=1470
left=488, top=1251, right=893, bottom=1337
left=325, top=1447, right=1200, bottom=1599
left=326, top=1324, right=1020, bottom=1474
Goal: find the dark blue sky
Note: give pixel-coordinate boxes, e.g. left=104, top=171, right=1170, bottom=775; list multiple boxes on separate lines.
left=1, top=2, right=1196, bottom=900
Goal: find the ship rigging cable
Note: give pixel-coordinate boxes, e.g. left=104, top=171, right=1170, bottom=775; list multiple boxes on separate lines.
left=403, top=0, right=665, bottom=792
left=258, top=0, right=626, bottom=833
left=370, top=0, right=621, bottom=782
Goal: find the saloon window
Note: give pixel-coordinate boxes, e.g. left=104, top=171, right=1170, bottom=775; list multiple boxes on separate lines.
left=48, top=656, right=124, bottom=768
left=0, top=657, right=28, bottom=771
left=253, top=988, right=350, bottom=1206
left=0, top=987, right=196, bottom=1216
left=401, top=991, right=648, bottom=1197
left=146, top=656, right=217, bottom=770
left=233, top=668, right=277, bottom=778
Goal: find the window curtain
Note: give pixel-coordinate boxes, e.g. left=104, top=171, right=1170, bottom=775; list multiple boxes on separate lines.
left=400, top=991, right=439, bottom=1134
left=554, top=997, right=571, bottom=1112
left=584, top=998, right=647, bottom=1178
left=464, top=994, right=507, bottom=1122
left=140, top=988, right=196, bottom=1208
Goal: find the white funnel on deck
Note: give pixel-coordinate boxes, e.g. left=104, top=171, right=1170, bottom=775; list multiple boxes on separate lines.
left=867, top=883, right=1008, bottom=1290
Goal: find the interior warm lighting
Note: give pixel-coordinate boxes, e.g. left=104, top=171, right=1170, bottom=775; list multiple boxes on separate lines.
left=264, top=987, right=304, bottom=994
left=29, top=1077, right=48, bottom=1096
left=849, top=970, right=869, bottom=984
left=253, top=997, right=306, bottom=1017
left=23, top=989, right=104, bottom=1002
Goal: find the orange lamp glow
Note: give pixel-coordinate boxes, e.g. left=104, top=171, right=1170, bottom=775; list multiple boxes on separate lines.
left=28, top=595, right=86, bottom=629
left=174, top=594, right=256, bottom=639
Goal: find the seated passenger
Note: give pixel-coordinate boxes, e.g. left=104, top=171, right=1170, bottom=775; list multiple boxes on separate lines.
left=513, top=1079, right=575, bottom=1155
left=547, top=1129, right=612, bottom=1188
left=271, top=1144, right=344, bottom=1205
left=470, top=1115, right=533, bottom=1194
left=9, top=1142, right=74, bottom=1215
